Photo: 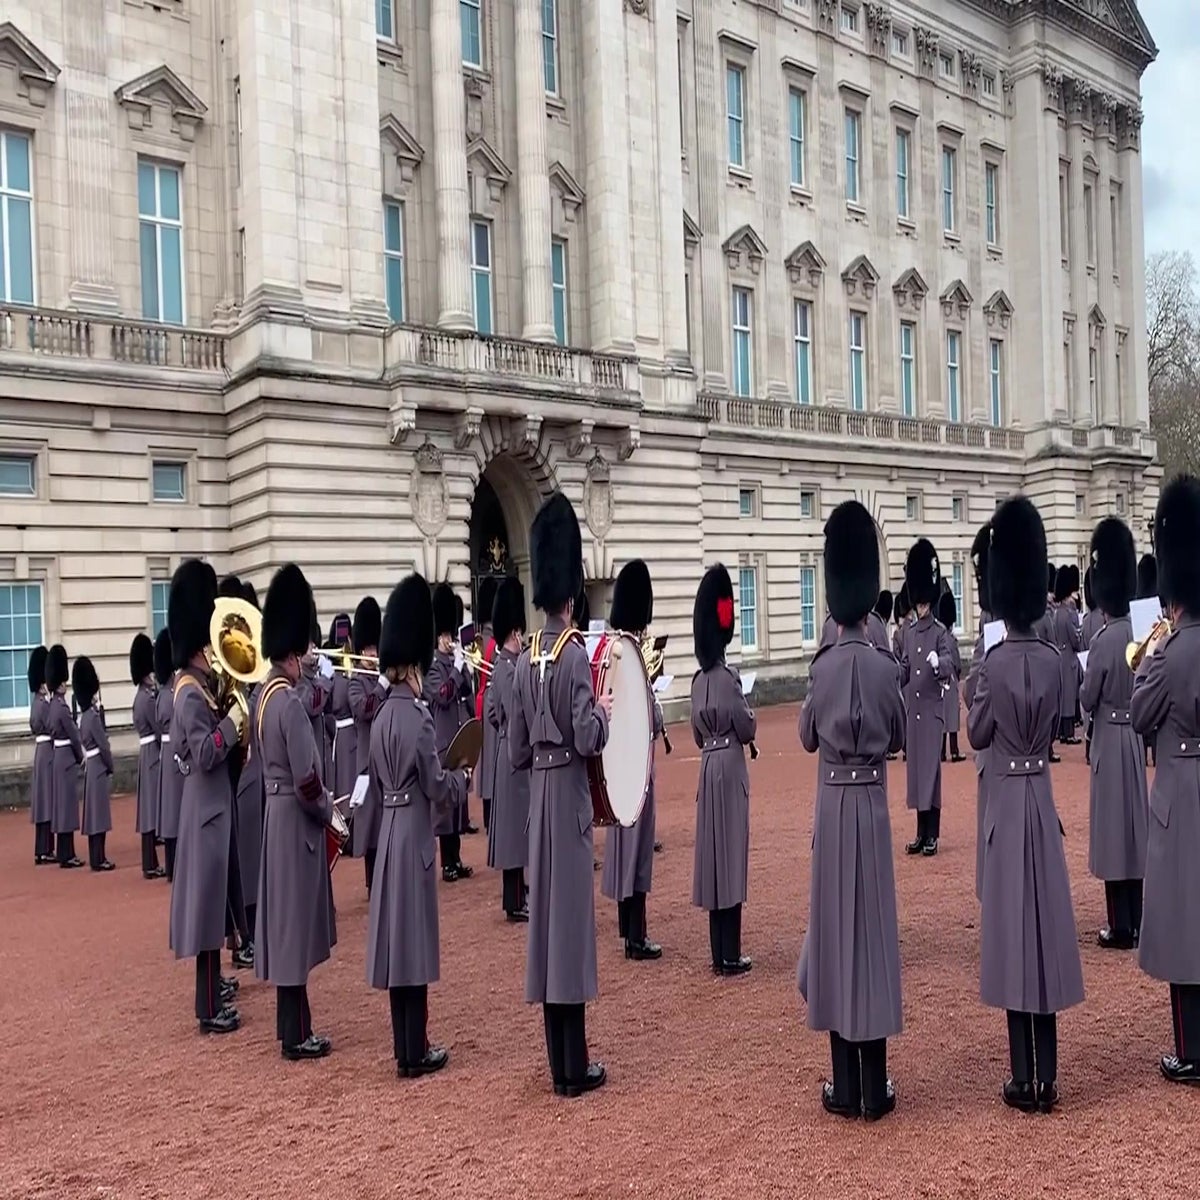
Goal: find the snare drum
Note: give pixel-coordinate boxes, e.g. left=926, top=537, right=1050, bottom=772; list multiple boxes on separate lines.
left=325, top=806, right=350, bottom=872
left=587, top=632, right=653, bottom=828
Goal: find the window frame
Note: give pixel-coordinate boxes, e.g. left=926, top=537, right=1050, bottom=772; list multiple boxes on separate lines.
left=985, top=160, right=1000, bottom=248
left=137, top=158, right=187, bottom=326
left=799, top=488, right=818, bottom=520
left=151, top=459, right=187, bottom=504
left=946, top=329, right=963, bottom=423
left=940, top=144, right=958, bottom=236
left=725, top=62, right=747, bottom=171
left=848, top=310, right=868, bottom=412
left=383, top=199, right=406, bottom=324
left=793, top=298, right=813, bottom=406
left=731, top=285, right=754, bottom=398
left=895, top=126, right=911, bottom=221
left=950, top=563, right=965, bottom=634
left=899, top=319, right=917, bottom=418
left=0, top=581, right=44, bottom=718
left=150, top=579, right=171, bottom=636
left=737, top=484, right=760, bottom=519
left=844, top=107, right=862, bottom=205
left=799, top=563, right=818, bottom=646
left=905, top=493, right=921, bottom=522
left=839, top=4, right=860, bottom=34
left=470, top=218, right=494, bottom=336
left=0, top=452, right=35, bottom=498
left=551, top=237, right=568, bottom=346
left=0, top=128, right=36, bottom=307
left=738, top=563, right=760, bottom=654
left=376, top=0, right=394, bottom=40
left=1084, top=179, right=1097, bottom=268
left=460, top=0, right=484, bottom=69
left=541, top=0, right=560, bottom=97
left=788, top=86, right=806, bottom=191
left=988, top=337, right=1004, bottom=427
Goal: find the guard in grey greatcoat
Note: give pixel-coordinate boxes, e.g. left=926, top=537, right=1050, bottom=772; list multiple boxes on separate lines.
left=474, top=576, right=499, bottom=832
left=46, top=645, right=84, bottom=868
left=963, top=522, right=994, bottom=902
left=968, top=495, right=1084, bottom=1114
left=154, top=630, right=182, bottom=881
left=253, top=564, right=336, bottom=1061
left=690, top=563, right=757, bottom=975
left=1136, top=553, right=1160, bottom=770
left=348, top=596, right=389, bottom=893
left=1081, top=568, right=1103, bottom=764
left=486, top=576, right=531, bottom=921
left=303, top=607, right=331, bottom=786
left=1080, top=517, right=1147, bottom=950
left=1052, top=566, right=1083, bottom=744
left=890, top=589, right=909, bottom=763
left=938, top=590, right=965, bottom=763
left=130, top=633, right=163, bottom=879
left=601, top=560, right=665, bottom=962
left=74, top=656, right=115, bottom=872
left=425, top=582, right=475, bottom=882
left=367, top=574, right=471, bottom=1078
left=898, top=539, right=953, bottom=855
left=798, top=500, right=906, bottom=1122
left=509, top=492, right=612, bottom=1098
left=820, top=606, right=892, bottom=654
left=874, top=590, right=893, bottom=633
left=27, top=646, right=53, bottom=864
left=1131, top=476, right=1200, bottom=1085
left=325, top=613, right=354, bottom=802
left=167, top=559, right=245, bottom=1035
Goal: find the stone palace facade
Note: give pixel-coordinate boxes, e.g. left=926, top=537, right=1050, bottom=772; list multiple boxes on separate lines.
left=0, top=0, right=1159, bottom=765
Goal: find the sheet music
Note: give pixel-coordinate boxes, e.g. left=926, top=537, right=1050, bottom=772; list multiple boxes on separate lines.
left=983, top=620, right=1006, bottom=653
left=652, top=673, right=674, bottom=695
left=1130, top=597, right=1161, bottom=645
left=588, top=619, right=606, bottom=633
left=740, top=671, right=757, bottom=696
left=349, top=773, right=370, bottom=810
left=1077, top=650, right=1089, bottom=673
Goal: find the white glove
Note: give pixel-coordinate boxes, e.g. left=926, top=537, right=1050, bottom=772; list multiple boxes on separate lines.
left=349, top=774, right=369, bottom=809
left=461, top=654, right=474, bottom=678
left=926, top=650, right=939, bottom=669
left=377, top=673, right=390, bottom=691
left=228, top=704, right=247, bottom=739
left=317, top=653, right=334, bottom=680
left=453, top=647, right=465, bottom=674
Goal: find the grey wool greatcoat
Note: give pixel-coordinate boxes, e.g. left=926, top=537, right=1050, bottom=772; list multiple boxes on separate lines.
left=424, top=649, right=474, bottom=836
left=366, top=682, right=468, bottom=989
left=29, top=692, right=52, bottom=828
left=1080, top=615, right=1148, bottom=882
left=1082, top=609, right=1105, bottom=649
left=798, top=628, right=906, bottom=1041
left=509, top=614, right=610, bottom=1005
left=155, top=684, right=181, bottom=839
left=690, top=661, right=757, bottom=911
left=132, top=683, right=161, bottom=835
left=254, top=667, right=337, bottom=988
left=348, top=675, right=388, bottom=857
left=168, top=671, right=240, bottom=959
left=1034, top=602, right=1056, bottom=644
left=1131, top=617, right=1200, bottom=985
left=1053, top=601, right=1083, bottom=721
left=968, top=633, right=1085, bottom=1014
left=80, top=706, right=114, bottom=837
left=235, top=682, right=265, bottom=905
left=486, top=647, right=530, bottom=871
left=943, top=635, right=963, bottom=734
left=602, top=691, right=663, bottom=902
left=898, top=613, right=953, bottom=812
left=822, top=612, right=892, bottom=655
left=294, top=670, right=332, bottom=785
left=329, top=672, right=357, bottom=805
left=47, top=694, right=83, bottom=834
left=476, top=629, right=498, bottom=808
left=962, top=614, right=992, bottom=901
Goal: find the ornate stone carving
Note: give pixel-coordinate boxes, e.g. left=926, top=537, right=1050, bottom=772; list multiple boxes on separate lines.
left=1094, top=91, right=1119, bottom=136
left=0, top=21, right=60, bottom=108
left=411, top=441, right=449, bottom=537
left=817, top=0, right=838, bottom=35
left=683, top=211, right=702, bottom=262
left=893, top=268, right=929, bottom=310
left=454, top=406, right=483, bottom=450
left=115, top=65, right=207, bottom=141
left=1042, top=63, right=1064, bottom=111
left=865, top=4, right=891, bottom=58
left=914, top=27, right=939, bottom=77
left=841, top=254, right=879, bottom=299
left=465, top=137, right=512, bottom=204
left=983, top=290, right=1014, bottom=329
left=387, top=395, right=417, bottom=445
left=722, top=225, right=768, bottom=276
left=380, top=115, right=425, bottom=185
left=548, top=161, right=585, bottom=224
left=1117, top=103, right=1142, bottom=151
left=1065, top=78, right=1091, bottom=124
left=959, top=49, right=982, bottom=98
left=583, top=453, right=614, bottom=538
left=1001, top=70, right=1015, bottom=113
left=785, top=241, right=826, bottom=288
left=940, top=279, right=974, bottom=320
left=522, top=413, right=543, bottom=450
left=618, top=426, right=641, bottom=462
left=624, top=0, right=649, bottom=14
left=566, top=420, right=594, bottom=459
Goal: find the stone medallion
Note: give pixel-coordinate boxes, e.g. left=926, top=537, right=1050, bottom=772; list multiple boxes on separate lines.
left=583, top=452, right=613, bottom=540
left=411, top=440, right=449, bottom=538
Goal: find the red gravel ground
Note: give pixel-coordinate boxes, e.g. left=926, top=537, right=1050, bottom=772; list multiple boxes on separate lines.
left=2, top=702, right=1197, bottom=1200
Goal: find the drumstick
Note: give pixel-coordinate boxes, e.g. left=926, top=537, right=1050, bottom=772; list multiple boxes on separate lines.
left=662, top=730, right=673, bottom=755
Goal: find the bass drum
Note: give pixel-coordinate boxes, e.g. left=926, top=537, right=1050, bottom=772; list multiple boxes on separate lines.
left=587, top=632, right=653, bottom=828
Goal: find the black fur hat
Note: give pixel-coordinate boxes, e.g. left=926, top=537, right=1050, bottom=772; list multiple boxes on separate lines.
left=432, top=583, right=458, bottom=638
left=572, top=584, right=590, bottom=630
left=1047, top=562, right=1057, bottom=595
left=72, top=656, right=99, bottom=708
left=693, top=563, right=735, bottom=672
left=1089, top=517, right=1136, bottom=619
left=531, top=491, right=583, bottom=613
left=875, top=590, right=893, bottom=623
left=352, top=595, right=381, bottom=653
left=989, top=496, right=1048, bottom=632
left=1136, top=553, right=1158, bottom=601
left=129, top=633, right=154, bottom=684
left=242, top=581, right=259, bottom=610
left=327, top=612, right=352, bottom=648
left=937, top=589, right=957, bottom=631
left=1052, top=565, right=1071, bottom=604
left=894, top=584, right=910, bottom=621
left=218, top=574, right=244, bottom=601
left=168, top=559, right=217, bottom=670
left=46, top=644, right=68, bottom=691
left=610, top=560, right=654, bottom=632
left=380, top=573, right=434, bottom=674
left=309, top=603, right=320, bottom=650
left=1083, top=567, right=1095, bottom=612
left=971, top=523, right=993, bottom=617
left=262, top=564, right=315, bottom=662
left=1155, top=474, right=1200, bottom=612
left=823, top=501, right=880, bottom=626
left=477, top=577, right=498, bottom=630
left=27, top=645, right=47, bottom=694
left=904, top=538, right=941, bottom=607
left=492, top=577, right=526, bottom=646
left=153, top=628, right=174, bottom=686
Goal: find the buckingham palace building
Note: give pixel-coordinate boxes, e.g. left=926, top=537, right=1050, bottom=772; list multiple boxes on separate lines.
left=0, top=0, right=1159, bottom=765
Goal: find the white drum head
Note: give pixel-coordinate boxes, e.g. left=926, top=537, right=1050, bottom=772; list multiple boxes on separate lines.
left=599, top=634, right=652, bottom=827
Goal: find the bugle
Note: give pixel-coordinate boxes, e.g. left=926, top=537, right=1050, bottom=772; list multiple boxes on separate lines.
left=1126, top=618, right=1172, bottom=671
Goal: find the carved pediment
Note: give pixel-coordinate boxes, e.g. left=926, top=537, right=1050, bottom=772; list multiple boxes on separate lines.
left=548, top=161, right=585, bottom=222
left=683, top=211, right=701, bottom=249
left=722, top=224, right=767, bottom=275
left=0, top=22, right=60, bottom=108
left=893, top=267, right=929, bottom=308
left=785, top=241, right=826, bottom=288
left=841, top=254, right=879, bottom=298
left=466, top=136, right=511, bottom=202
left=983, top=289, right=1014, bottom=328
left=116, top=65, right=207, bottom=141
left=1052, top=0, right=1157, bottom=70
left=939, top=279, right=974, bottom=319
left=380, top=114, right=425, bottom=183
left=1089, top=302, right=1107, bottom=328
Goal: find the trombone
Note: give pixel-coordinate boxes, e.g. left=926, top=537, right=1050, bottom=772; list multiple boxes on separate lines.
left=462, top=633, right=535, bottom=678
left=209, top=597, right=269, bottom=739
left=1126, top=618, right=1172, bottom=671
left=335, top=648, right=381, bottom=678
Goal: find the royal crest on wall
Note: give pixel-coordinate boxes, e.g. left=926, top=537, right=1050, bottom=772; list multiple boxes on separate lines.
left=411, top=440, right=449, bottom=538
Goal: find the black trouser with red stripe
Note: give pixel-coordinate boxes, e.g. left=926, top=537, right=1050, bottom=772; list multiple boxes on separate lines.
left=706, top=905, right=745, bottom=968
left=829, top=1033, right=890, bottom=1112
left=277, top=986, right=312, bottom=1048
left=140, top=833, right=160, bottom=875
left=389, top=986, right=429, bottom=1067
left=1007, top=1011, right=1057, bottom=1084
left=1104, top=879, right=1144, bottom=937
left=502, top=868, right=526, bottom=915
left=87, top=833, right=107, bottom=870
left=195, top=949, right=223, bottom=1021
left=34, top=821, right=52, bottom=859
left=1171, top=985, right=1200, bottom=1063
left=542, top=1003, right=588, bottom=1088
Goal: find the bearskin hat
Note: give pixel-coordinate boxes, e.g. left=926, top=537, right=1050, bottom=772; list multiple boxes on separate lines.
left=988, top=496, right=1048, bottom=631
left=327, top=612, right=352, bottom=648
left=168, top=559, right=217, bottom=670
left=218, top=574, right=243, bottom=599
left=432, top=583, right=458, bottom=638
left=380, top=573, right=434, bottom=674
left=937, top=589, right=957, bottom=632
left=72, top=656, right=99, bottom=708
left=1136, top=553, right=1158, bottom=601
left=1054, top=565, right=1076, bottom=604
left=572, top=584, right=590, bottom=630
left=894, top=584, right=910, bottom=621
left=531, top=491, right=583, bottom=613
left=1089, top=517, right=1136, bottom=620
left=352, top=595, right=381, bottom=654
left=27, top=645, right=47, bottom=694
left=1155, top=474, right=1200, bottom=613
left=823, top=501, right=880, bottom=626
left=153, top=628, right=174, bottom=687
left=971, top=523, right=993, bottom=618
left=477, top=577, right=498, bottom=631
left=693, top=563, right=735, bottom=672
left=46, top=644, right=69, bottom=692
left=309, top=603, right=320, bottom=650
left=904, top=538, right=941, bottom=607
left=610, top=560, right=654, bottom=633
left=129, top=632, right=154, bottom=685
left=242, top=581, right=259, bottom=610
left=262, top=564, right=315, bottom=662
left=492, top=577, right=526, bottom=646
left=875, top=590, right=894, bottom=623
left=1083, top=566, right=1095, bottom=612
left=1047, top=562, right=1057, bottom=595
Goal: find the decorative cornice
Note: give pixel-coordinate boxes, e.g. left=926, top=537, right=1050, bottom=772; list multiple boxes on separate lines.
left=0, top=21, right=60, bottom=108
left=940, top=279, right=974, bottom=319
left=893, top=268, right=929, bottom=308
left=465, top=136, right=511, bottom=201
left=842, top=254, right=880, bottom=299
left=914, top=26, right=939, bottom=77
left=785, top=241, right=827, bottom=288
left=379, top=114, right=424, bottom=182
left=723, top=225, right=768, bottom=274
left=984, top=289, right=1014, bottom=329
left=548, top=161, right=585, bottom=222
left=865, top=4, right=891, bottom=58
left=115, top=65, right=207, bottom=141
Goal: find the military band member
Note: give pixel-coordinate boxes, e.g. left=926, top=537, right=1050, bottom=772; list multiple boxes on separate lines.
left=349, top=596, right=389, bottom=892
left=897, top=540, right=952, bottom=855
left=474, top=576, right=499, bottom=832
left=426, top=583, right=475, bottom=882
left=73, top=656, right=115, bottom=872
left=486, top=577, right=531, bottom=922
left=168, top=559, right=245, bottom=1035
left=303, top=607, right=331, bottom=787
left=892, top=586, right=910, bottom=660
left=509, top=492, right=612, bottom=1097
left=1136, top=553, right=1160, bottom=770
left=963, top=522, right=994, bottom=902
left=690, top=563, right=757, bottom=976
left=1081, top=568, right=1103, bottom=765
left=366, top=574, right=471, bottom=1078
left=1052, top=566, right=1083, bottom=745
left=130, top=633, right=163, bottom=879
left=799, top=501, right=905, bottom=1121
left=599, top=561, right=663, bottom=961
left=1130, top=476, right=1200, bottom=1084
left=28, top=645, right=53, bottom=864
left=572, top=585, right=589, bottom=631
left=154, top=630, right=182, bottom=881
left=327, top=615, right=357, bottom=809
left=1036, top=563, right=1057, bottom=643
left=969, top=496, right=1084, bottom=1114
left=938, top=590, right=965, bottom=763
left=874, top=589, right=893, bottom=632
left=821, top=602, right=892, bottom=653
left=46, top=645, right=84, bottom=868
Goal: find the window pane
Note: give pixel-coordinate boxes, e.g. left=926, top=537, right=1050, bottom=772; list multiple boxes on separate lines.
left=159, top=225, right=183, bottom=324
left=474, top=271, right=492, bottom=335
left=551, top=240, right=565, bottom=286
left=800, top=567, right=815, bottom=642
left=739, top=567, right=757, bottom=649
left=789, top=90, right=804, bottom=186
left=0, top=583, right=42, bottom=713
left=461, top=0, right=481, bottom=65
left=384, top=203, right=402, bottom=253
left=0, top=455, right=33, bottom=496
left=139, top=222, right=160, bottom=320
left=472, top=221, right=490, bottom=268
left=385, top=257, right=405, bottom=322
left=153, top=462, right=185, bottom=501
left=5, top=197, right=33, bottom=305
left=377, top=0, right=393, bottom=38
left=158, top=166, right=180, bottom=222
left=151, top=581, right=171, bottom=636
left=137, top=160, right=157, bottom=217
left=5, top=133, right=30, bottom=193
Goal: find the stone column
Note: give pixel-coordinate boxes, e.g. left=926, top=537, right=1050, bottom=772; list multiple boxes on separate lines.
left=1065, top=80, right=1090, bottom=425
left=1117, top=105, right=1148, bottom=428
left=1095, top=93, right=1119, bottom=425
left=431, top=0, right=473, bottom=330
left=654, top=0, right=689, bottom=366
left=514, top=0, right=554, bottom=342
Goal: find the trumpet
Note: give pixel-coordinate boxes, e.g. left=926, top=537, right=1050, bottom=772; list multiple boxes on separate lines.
left=335, top=648, right=381, bottom=678
left=1126, top=618, right=1172, bottom=671
left=209, top=597, right=269, bottom=740
left=463, top=638, right=495, bottom=678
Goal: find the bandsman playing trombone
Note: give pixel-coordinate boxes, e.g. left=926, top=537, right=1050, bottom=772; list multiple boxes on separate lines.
left=348, top=596, right=388, bottom=893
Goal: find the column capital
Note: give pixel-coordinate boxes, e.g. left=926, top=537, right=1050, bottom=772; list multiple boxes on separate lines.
left=1117, top=104, right=1143, bottom=152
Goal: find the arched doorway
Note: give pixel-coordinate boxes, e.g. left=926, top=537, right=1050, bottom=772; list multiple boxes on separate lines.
left=467, top=454, right=546, bottom=621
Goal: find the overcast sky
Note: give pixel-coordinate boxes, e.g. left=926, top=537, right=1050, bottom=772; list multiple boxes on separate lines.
left=1139, top=0, right=1198, bottom=263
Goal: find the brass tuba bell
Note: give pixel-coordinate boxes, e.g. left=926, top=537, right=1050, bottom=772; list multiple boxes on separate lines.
left=209, top=596, right=268, bottom=736
left=1125, top=617, right=1172, bottom=672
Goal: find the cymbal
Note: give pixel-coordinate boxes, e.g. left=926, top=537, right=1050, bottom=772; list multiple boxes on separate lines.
left=442, top=717, right=482, bottom=770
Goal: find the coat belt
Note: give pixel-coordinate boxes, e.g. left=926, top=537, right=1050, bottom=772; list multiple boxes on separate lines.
left=1163, top=739, right=1200, bottom=760
left=532, top=747, right=573, bottom=770
left=84, top=747, right=101, bottom=760
left=382, top=790, right=414, bottom=808
left=53, top=738, right=71, bottom=748
left=160, top=734, right=171, bottom=744
left=701, top=736, right=736, bottom=753
left=138, top=734, right=156, bottom=746
left=996, top=756, right=1049, bottom=778
left=820, top=760, right=885, bottom=786
left=1098, top=708, right=1132, bottom=725
left=34, top=734, right=51, bottom=743
left=334, top=717, right=354, bottom=730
